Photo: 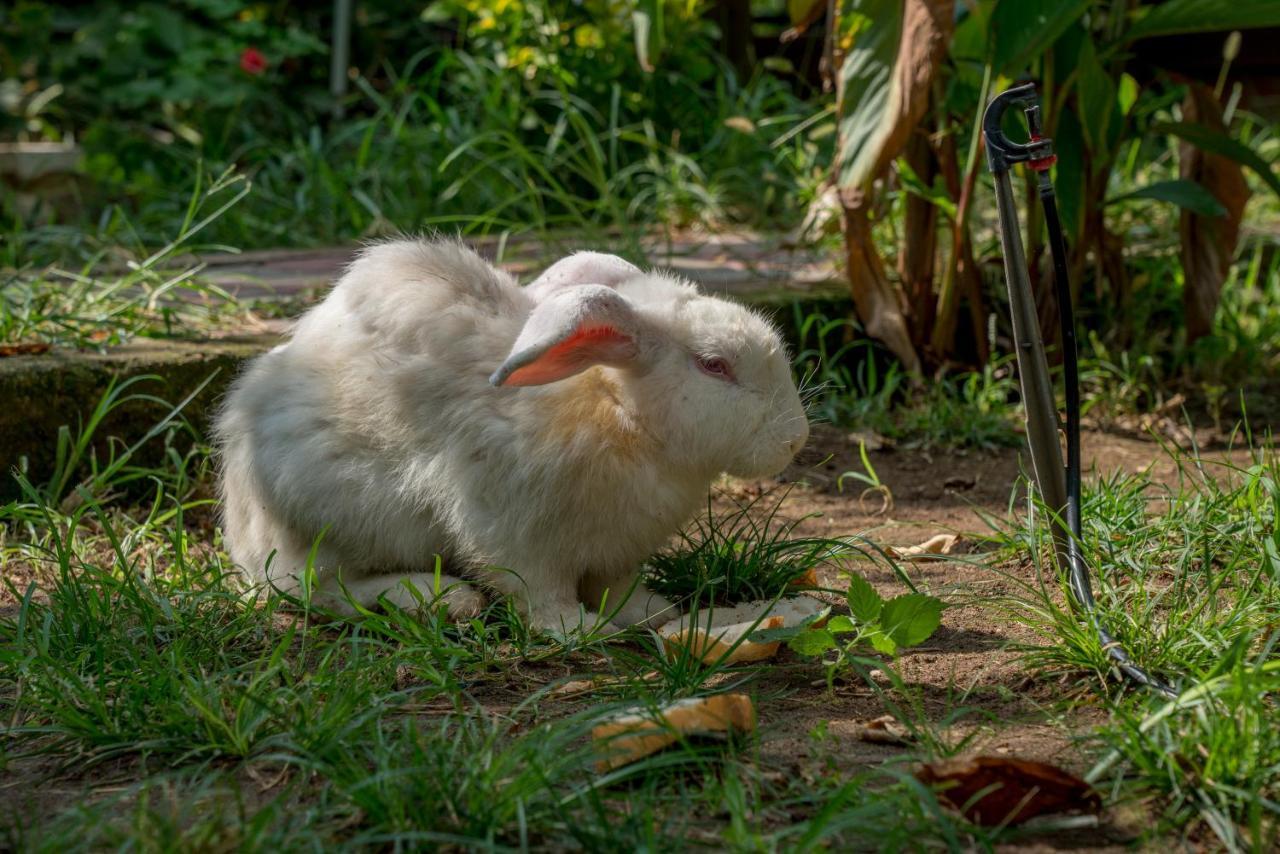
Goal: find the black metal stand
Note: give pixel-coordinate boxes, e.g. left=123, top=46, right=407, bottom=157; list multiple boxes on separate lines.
left=984, top=83, right=1176, bottom=698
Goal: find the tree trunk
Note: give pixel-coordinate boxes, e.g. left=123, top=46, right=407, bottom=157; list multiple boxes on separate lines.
left=714, top=0, right=755, bottom=81
left=1180, top=82, right=1250, bottom=342
left=840, top=186, right=922, bottom=374
left=899, top=128, right=938, bottom=354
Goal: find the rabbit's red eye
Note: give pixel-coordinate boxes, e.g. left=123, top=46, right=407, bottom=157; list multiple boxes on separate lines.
left=696, top=355, right=735, bottom=381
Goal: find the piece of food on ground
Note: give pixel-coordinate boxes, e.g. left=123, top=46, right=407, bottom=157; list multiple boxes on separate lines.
left=591, top=693, right=757, bottom=771
left=887, top=533, right=960, bottom=561
left=657, top=597, right=830, bottom=664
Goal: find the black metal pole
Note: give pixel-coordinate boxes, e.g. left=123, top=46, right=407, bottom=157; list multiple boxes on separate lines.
left=983, top=83, right=1176, bottom=698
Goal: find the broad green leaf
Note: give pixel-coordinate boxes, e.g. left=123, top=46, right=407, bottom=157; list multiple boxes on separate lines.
left=788, top=628, right=838, bottom=657
left=1106, top=179, right=1228, bottom=217
left=1117, top=74, right=1139, bottom=116
left=951, top=1, right=992, bottom=62
left=836, top=0, right=905, bottom=189
left=1153, top=121, right=1280, bottom=199
left=869, top=630, right=898, bottom=655
left=1054, top=107, right=1087, bottom=240
left=788, top=0, right=826, bottom=25
left=826, top=614, right=857, bottom=634
left=836, top=0, right=952, bottom=192
left=1126, top=0, right=1280, bottom=41
left=991, top=0, right=1090, bottom=75
left=1075, top=39, right=1118, bottom=158
left=897, top=156, right=958, bottom=219
left=880, top=593, right=944, bottom=648
left=846, top=573, right=884, bottom=624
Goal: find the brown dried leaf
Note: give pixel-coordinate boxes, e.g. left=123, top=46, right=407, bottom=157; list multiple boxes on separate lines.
left=915, top=755, right=1101, bottom=826
left=550, top=671, right=660, bottom=699
left=0, top=342, right=51, bottom=357
left=592, top=693, right=757, bottom=771
left=857, top=714, right=911, bottom=745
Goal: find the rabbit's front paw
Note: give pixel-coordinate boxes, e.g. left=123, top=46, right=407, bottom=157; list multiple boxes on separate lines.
left=582, top=574, right=676, bottom=629
left=438, top=582, right=486, bottom=621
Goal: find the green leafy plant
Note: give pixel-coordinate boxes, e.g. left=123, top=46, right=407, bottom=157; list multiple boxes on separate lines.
left=837, top=439, right=894, bottom=513
left=758, top=573, right=944, bottom=689
left=784, top=0, right=1280, bottom=375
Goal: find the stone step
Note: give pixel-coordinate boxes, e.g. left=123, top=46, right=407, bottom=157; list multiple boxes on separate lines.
left=196, top=232, right=846, bottom=307
left=3, top=234, right=850, bottom=498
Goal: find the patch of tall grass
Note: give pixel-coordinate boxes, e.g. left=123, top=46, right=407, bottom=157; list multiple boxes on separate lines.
left=987, top=435, right=1279, bottom=845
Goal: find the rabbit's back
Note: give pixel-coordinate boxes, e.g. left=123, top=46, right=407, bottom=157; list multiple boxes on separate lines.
left=217, top=239, right=527, bottom=582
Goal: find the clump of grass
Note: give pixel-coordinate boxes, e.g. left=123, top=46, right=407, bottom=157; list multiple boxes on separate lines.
left=2, top=166, right=245, bottom=349
left=644, top=490, right=855, bottom=606
left=982, top=434, right=1279, bottom=845
left=791, top=307, right=1020, bottom=451
left=988, top=436, right=1279, bottom=688
left=1088, top=636, right=1279, bottom=850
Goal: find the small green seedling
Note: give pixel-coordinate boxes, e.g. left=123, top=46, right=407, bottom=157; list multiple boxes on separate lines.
left=836, top=439, right=894, bottom=514
left=754, top=573, right=944, bottom=690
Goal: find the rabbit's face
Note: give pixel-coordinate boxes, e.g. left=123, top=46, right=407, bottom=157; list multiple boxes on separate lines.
left=491, top=263, right=809, bottom=480
left=648, top=295, right=809, bottom=479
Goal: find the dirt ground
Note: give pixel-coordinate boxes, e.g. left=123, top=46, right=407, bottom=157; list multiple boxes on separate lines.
left=695, top=425, right=1253, bottom=846
left=3, top=424, right=1259, bottom=846
left=443, top=425, right=1256, bottom=846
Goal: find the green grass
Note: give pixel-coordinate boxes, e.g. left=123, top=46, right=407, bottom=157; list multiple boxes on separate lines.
left=791, top=307, right=1021, bottom=451
left=6, top=53, right=829, bottom=266
left=0, top=497, right=995, bottom=850
left=644, top=489, right=859, bottom=606
left=0, top=379, right=1006, bottom=850
left=985, top=434, right=1280, bottom=847
left=2, top=167, right=246, bottom=349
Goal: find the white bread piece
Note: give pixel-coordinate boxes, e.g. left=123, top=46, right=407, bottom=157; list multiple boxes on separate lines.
left=658, top=597, right=830, bottom=664
left=591, top=693, right=756, bottom=771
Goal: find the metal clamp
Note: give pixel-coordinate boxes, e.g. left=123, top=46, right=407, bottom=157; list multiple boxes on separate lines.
left=983, top=81, right=1057, bottom=173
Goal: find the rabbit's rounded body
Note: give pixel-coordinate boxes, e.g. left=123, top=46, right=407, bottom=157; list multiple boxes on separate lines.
left=217, top=239, right=808, bottom=631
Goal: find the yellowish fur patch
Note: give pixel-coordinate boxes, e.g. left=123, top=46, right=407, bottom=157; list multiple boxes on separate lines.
left=543, top=368, right=651, bottom=458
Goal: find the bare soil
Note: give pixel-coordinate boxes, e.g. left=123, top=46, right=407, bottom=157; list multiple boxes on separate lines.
left=2, top=425, right=1259, bottom=846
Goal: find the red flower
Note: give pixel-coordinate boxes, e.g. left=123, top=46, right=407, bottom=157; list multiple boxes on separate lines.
left=239, top=47, right=268, bottom=75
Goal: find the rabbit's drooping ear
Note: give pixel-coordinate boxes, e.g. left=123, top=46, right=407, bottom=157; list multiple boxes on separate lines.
left=491, top=285, right=646, bottom=387
left=526, top=252, right=641, bottom=302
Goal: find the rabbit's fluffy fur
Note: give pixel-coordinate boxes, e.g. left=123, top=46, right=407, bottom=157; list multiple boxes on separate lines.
left=216, top=239, right=808, bottom=632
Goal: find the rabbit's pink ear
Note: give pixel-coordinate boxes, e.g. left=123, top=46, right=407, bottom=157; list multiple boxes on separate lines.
left=491, top=285, right=643, bottom=387
left=525, top=252, right=642, bottom=302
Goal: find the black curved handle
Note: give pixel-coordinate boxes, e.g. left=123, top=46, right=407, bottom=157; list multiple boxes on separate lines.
left=983, top=82, right=1055, bottom=173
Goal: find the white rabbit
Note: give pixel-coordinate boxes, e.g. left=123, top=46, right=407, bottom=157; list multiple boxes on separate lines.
left=215, top=239, right=809, bottom=634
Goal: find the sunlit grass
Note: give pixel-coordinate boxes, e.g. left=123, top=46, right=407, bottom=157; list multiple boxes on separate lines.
left=984, top=434, right=1280, bottom=846
left=0, top=379, right=1000, bottom=849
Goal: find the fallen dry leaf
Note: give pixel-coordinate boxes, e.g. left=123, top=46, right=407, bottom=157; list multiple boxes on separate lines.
left=592, top=693, right=756, bottom=771
left=0, top=342, right=51, bottom=357
left=887, top=533, right=959, bottom=561
left=789, top=567, right=819, bottom=589
left=856, top=714, right=911, bottom=746
left=915, top=755, right=1101, bottom=826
